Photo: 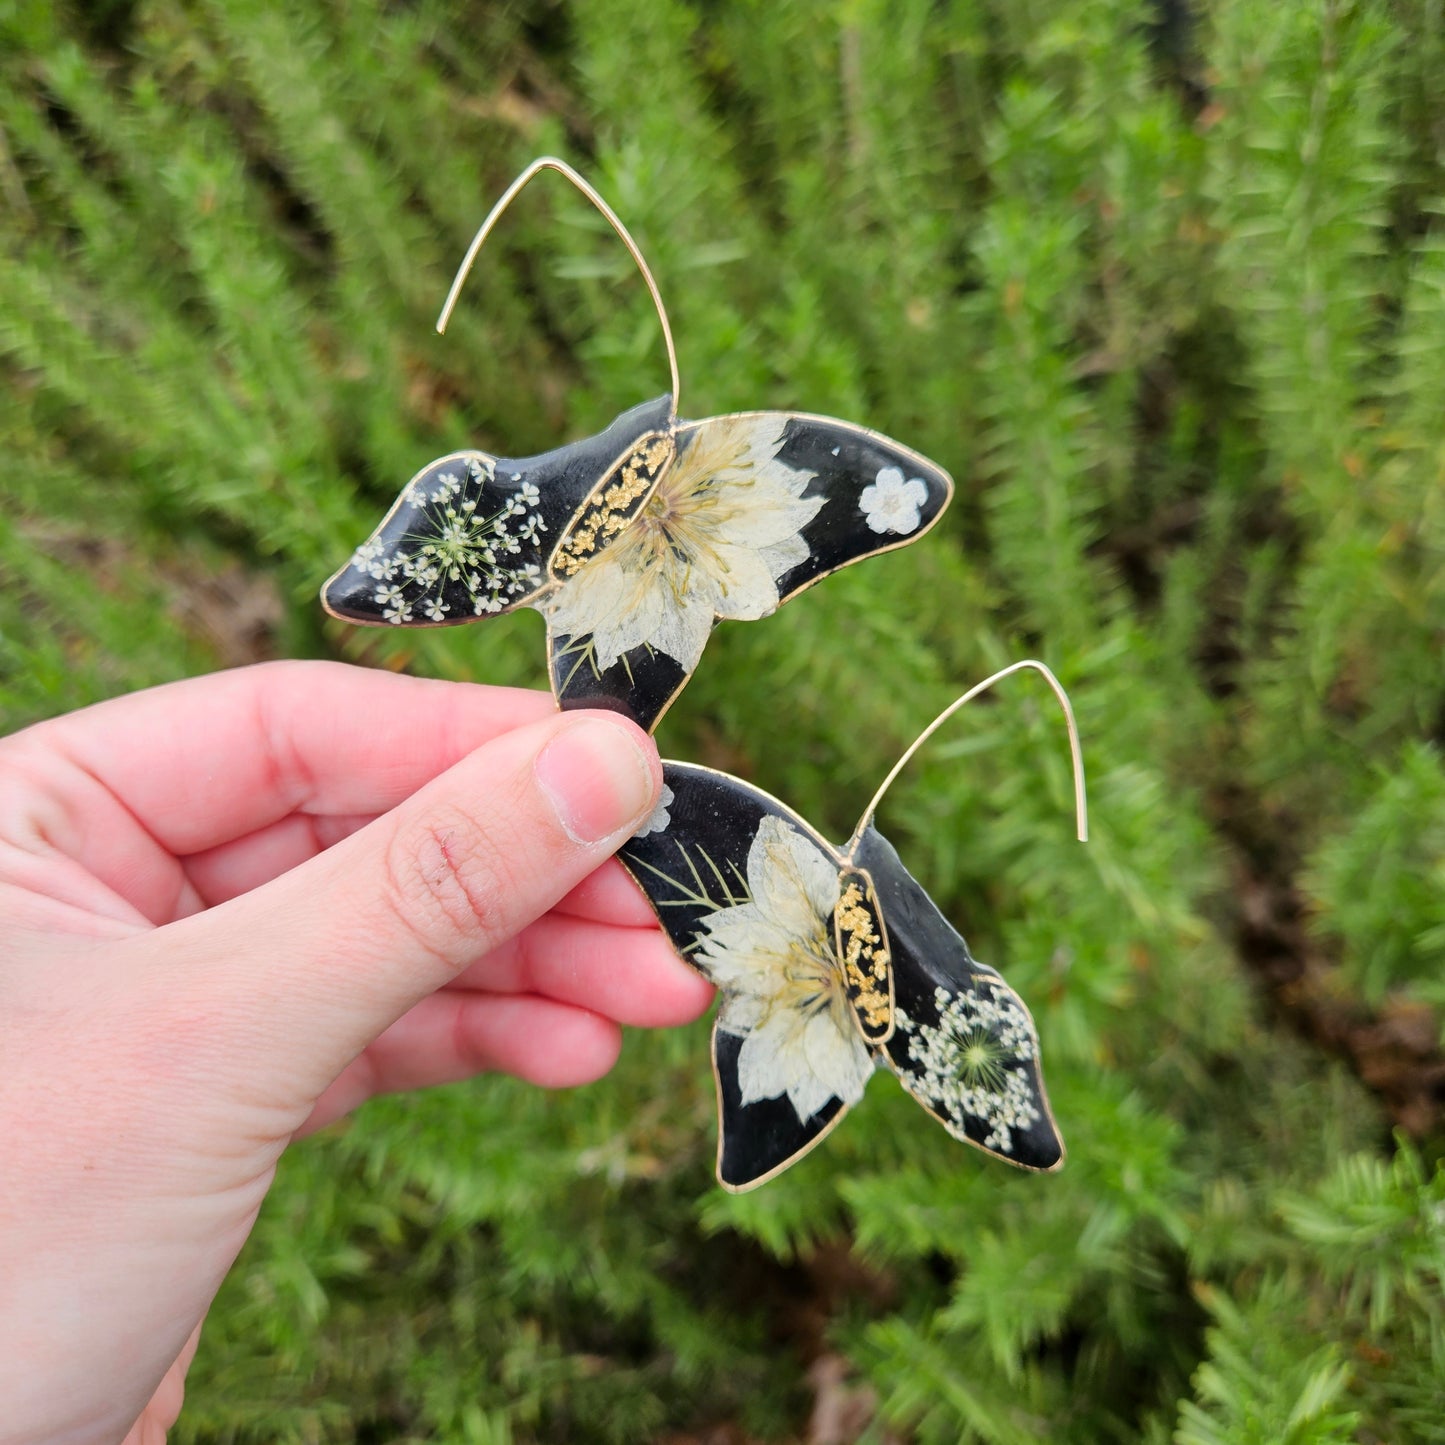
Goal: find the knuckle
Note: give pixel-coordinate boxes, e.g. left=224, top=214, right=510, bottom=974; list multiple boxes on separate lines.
left=382, top=804, right=513, bottom=966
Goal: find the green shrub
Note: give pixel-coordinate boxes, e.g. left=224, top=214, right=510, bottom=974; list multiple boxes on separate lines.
left=2, top=1, right=1441, bottom=1439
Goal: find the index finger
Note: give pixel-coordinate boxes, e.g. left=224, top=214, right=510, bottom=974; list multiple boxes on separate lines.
left=26, top=660, right=558, bottom=858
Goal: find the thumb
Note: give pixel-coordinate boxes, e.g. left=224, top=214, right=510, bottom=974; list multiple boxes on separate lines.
left=137, top=709, right=661, bottom=1106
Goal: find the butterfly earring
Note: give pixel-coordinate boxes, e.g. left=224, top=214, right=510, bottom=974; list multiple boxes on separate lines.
left=618, top=659, right=1088, bottom=1192
left=321, top=157, right=954, bottom=731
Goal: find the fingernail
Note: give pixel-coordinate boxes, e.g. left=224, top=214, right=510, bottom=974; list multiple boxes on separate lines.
left=535, top=715, right=658, bottom=845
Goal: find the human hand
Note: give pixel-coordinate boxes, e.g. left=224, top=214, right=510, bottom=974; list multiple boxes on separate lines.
left=0, top=661, right=714, bottom=1445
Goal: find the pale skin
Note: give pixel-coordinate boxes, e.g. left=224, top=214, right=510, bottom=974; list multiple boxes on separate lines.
left=0, top=661, right=715, bottom=1445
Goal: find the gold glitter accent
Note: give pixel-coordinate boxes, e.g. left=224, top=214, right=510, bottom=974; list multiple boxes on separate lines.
left=552, top=432, right=676, bottom=580
left=834, top=871, right=893, bottom=1043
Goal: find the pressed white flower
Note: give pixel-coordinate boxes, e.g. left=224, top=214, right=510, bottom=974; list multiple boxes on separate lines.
left=860, top=466, right=928, bottom=535
left=694, top=816, right=873, bottom=1122
left=896, top=984, right=1041, bottom=1154
left=352, top=541, right=399, bottom=581
left=543, top=417, right=825, bottom=673
left=339, top=447, right=550, bottom=628
left=632, top=783, right=675, bottom=838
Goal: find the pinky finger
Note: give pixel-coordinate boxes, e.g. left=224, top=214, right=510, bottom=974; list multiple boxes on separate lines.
left=298, top=992, right=622, bottom=1136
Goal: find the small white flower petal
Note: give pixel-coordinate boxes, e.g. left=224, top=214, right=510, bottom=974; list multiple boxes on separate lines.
left=736, top=1008, right=870, bottom=1119
left=747, top=816, right=839, bottom=932
left=632, top=783, right=674, bottom=839
left=705, top=541, right=784, bottom=621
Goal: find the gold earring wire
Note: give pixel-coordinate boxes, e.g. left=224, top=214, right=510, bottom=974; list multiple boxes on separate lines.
left=435, top=155, right=682, bottom=413
left=851, top=659, right=1089, bottom=848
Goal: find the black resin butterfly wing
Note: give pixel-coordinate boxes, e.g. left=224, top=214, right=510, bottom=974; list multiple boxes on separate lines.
left=852, top=826, right=1064, bottom=1172
left=325, top=398, right=950, bottom=731
left=320, top=396, right=674, bottom=628
left=545, top=412, right=953, bottom=727
left=621, top=765, right=1064, bottom=1188
left=619, top=763, right=874, bottom=1191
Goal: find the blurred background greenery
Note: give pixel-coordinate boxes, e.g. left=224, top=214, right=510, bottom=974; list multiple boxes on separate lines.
left=2, top=0, right=1443, bottom=1440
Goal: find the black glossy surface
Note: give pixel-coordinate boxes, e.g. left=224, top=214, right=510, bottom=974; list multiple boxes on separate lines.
left=548, top=632, right=689, bottom=721
left=714, top=1031, right=846, bottom=1190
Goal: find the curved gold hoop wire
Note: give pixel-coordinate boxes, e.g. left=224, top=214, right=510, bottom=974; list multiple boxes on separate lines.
left=435, top=156, right=682, bottom=412
left=850, top=659, right=1089, bottom=849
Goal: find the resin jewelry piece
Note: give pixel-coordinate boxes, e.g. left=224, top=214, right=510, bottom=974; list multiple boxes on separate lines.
left=321, top=157, right=954, bottom=731
left=618, top=660, right=1088, bottom=1192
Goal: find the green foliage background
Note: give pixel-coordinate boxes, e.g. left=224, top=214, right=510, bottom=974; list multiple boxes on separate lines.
left=3, top=0, right=1444, bottom=1439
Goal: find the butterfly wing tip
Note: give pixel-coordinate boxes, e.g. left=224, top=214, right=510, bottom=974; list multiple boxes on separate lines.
left=1032, top=1130, right=1066, bottom=1172
left=716, top=1172, right=760, bottom=1194
left=717, top=1148, right=767, bottom=1193
left=993, top=1140, right=1064, bottom=1174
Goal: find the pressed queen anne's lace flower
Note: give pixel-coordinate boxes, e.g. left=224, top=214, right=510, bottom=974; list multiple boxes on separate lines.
left=895, top=984, right=1041, bottom=1155
left=542, top=417, right=824, bottom=674
left=346, top=455, right=548, bottom=625
left=860, top=465, right=928, bottom=535
left=694, top=816, right=873, bottom=1122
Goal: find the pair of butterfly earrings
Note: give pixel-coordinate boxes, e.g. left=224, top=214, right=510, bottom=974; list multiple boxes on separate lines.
left=322, top=158, right=1089, bottom=1191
